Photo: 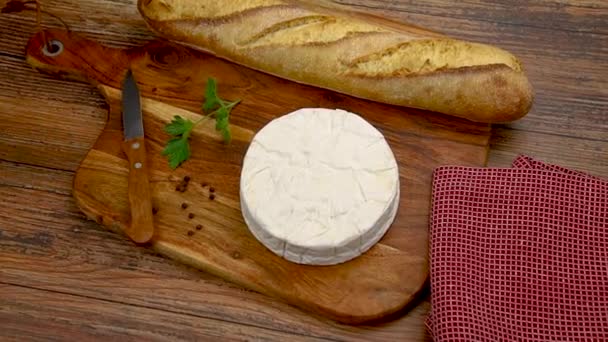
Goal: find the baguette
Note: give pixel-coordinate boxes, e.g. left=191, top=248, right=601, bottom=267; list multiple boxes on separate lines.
left=137, top=0, right=534, bottom=123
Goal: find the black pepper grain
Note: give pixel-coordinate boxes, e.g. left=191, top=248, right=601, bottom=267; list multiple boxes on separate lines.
left=201, top=182, right=208, bottom=187
left=181, top=203, right=188, bottom=209
left=209, top=194, right=215, bottom=200
left=196, top=224, right=202, bottom=230
left=209, top=187, right=215, bottom=193
left=184, top=176, right=191, bottom=183
left=152, top=207, right=159, bottom=215
left=187, top=230, right=194, bottom=236
left=188, top=213, right=195, bottom=219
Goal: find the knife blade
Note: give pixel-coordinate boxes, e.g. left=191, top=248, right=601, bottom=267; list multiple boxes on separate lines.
left=122, top=70, right=144, bottom=140
left=121, top=69, right=154, bottom=244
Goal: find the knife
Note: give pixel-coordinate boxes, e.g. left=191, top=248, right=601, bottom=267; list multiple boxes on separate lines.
left=121, top=69, right=154, bottom=244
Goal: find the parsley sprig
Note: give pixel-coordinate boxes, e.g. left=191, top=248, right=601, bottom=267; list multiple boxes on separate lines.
left=162, top=78, right=240, bottom=169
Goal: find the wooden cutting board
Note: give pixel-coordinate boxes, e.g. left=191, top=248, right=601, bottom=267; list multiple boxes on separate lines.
left=25, top=28, right=490, bottom=324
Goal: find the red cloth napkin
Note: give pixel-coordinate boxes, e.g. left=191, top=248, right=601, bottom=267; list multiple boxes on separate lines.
left=427, top=155, right=608, bottom=341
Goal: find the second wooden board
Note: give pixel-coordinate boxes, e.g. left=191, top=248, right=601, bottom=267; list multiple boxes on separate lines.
left=25, top=29, right=490, bottom=324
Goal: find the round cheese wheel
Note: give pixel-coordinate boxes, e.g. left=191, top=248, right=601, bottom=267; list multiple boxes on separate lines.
left=240, top=108, right=400, bottom=265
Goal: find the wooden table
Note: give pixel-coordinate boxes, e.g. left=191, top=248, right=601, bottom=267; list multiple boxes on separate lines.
left=1, top=1, right=606, bottom=340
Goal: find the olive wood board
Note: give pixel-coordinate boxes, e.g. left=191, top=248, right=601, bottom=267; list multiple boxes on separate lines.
left=25, top=29, right=490, bottom=324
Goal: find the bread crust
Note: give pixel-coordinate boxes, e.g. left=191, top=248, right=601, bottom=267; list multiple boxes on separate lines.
left=138, top=0, right=533, bottom=123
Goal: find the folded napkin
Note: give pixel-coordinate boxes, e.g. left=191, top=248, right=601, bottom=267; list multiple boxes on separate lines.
left=427, top=155, right=608, bottom=341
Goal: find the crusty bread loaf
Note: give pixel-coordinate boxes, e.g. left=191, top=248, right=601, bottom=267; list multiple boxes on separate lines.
left=137, top=0, right=534, bottom=123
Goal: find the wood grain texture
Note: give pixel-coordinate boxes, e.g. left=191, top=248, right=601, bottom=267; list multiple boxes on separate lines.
left=0, top=172, right=430, bottom=340
left=22, top=27, right=490, bottom=324
left=0, top=284, right=327, bottom=342
left=334, top=0, right=608, bottom=35
left=0, top=0, right=606, bottom=340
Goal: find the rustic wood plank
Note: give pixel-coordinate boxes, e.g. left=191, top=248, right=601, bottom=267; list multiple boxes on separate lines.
left=0, top=52, right=106, bottom=108
left=0, top=0, right=154, bottom=49
left=0, top=283, right=327, bottom=342
left=0, top=160, right=73, bottom=195
left=0, top=95, right=105, bottom=171
left=487, top=128, right=608, bottom=178
left=335, top=0, right=608, bottom=34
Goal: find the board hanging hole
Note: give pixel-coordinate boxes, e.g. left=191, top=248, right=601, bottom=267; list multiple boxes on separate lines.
left=42, top=39, right=63, bottom=57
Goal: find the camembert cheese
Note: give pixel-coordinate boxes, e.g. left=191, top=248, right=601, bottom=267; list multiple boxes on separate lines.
left=240, top=108, right=400, bottom=265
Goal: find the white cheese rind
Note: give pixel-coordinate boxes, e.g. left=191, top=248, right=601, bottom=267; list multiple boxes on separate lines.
left=240, top=108, right=400, bottom=265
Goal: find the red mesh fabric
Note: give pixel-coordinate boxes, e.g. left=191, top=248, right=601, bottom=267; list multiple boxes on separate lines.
left=427, top=155, right=608, bottom=341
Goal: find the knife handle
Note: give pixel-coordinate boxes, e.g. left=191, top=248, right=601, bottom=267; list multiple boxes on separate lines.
left=121, top=137, right=155, bottom=244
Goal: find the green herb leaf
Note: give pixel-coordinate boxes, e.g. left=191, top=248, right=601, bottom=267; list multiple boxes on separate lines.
left=162, top=136, right=191, bottom=169
left=165, top=115, right=194, bottom=136
left=162, top=78, right=240, bottom=169
left=203, top=78, right=220, bottom=112
left=215, top=107, right=229, bottom=131
left=221, top=124, right=232, bottom=144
